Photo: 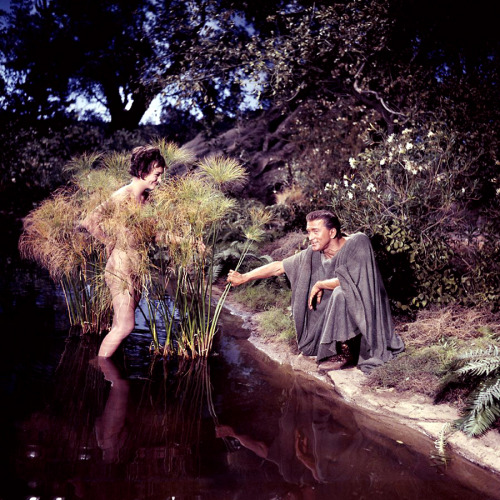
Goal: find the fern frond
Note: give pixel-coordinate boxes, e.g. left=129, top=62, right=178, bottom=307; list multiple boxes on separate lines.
left=432, top=422, right=454, bottom=466
left=211, top=264, right=223, bottom=281
left=455, top=358, right=500, bottom=378
left=456, top=378, right=500, bottom=436
left=453, top=345, right=499, bottom=363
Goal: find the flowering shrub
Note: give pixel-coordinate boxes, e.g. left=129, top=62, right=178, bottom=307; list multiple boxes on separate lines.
left=327, top=125, right=499, bottom=310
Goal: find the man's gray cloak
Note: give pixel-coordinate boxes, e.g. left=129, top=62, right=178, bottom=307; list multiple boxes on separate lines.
left=282, top=233, right=404, bottom=373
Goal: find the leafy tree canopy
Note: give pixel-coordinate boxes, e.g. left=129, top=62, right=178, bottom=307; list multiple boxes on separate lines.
left=0, top=0, right=270, bottom=129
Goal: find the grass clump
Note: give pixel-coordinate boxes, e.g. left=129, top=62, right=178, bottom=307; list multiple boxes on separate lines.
left=257, top=307, right=296, bottom=344
left=365, top=344, right=455, bottom=397
left=365, top=306, right=500, bottom=397
left=231, top=280, right=291, bottom=311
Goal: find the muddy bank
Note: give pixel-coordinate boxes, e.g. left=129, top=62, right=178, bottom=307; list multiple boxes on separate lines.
left=220, top=293, right=500, bottom=477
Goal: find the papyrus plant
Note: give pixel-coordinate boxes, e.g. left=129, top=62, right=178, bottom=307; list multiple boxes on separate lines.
left=20, top=142, right=268, bottom=360
left=19, top=188, right=112, bottom=333
left=149, top=155, right=255, bottom=358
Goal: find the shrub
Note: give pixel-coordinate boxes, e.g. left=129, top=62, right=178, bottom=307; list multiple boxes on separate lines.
left=327, top=124, right=500, bottom=311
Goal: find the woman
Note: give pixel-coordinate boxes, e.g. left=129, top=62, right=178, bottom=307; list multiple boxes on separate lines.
left=81, top=145, right=166, bottom=358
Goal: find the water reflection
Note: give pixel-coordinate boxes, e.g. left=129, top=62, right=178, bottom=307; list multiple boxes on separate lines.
left=94, top=357, right=129, bottom=463
left=2, top=231, right=500, bottom=499
left=7, top=329, right=500, bottom=500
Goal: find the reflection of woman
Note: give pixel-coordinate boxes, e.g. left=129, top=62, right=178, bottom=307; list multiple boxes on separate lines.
left=81, top=146, right=165, bottom=358
left=94, top=357, right=129, bottom=463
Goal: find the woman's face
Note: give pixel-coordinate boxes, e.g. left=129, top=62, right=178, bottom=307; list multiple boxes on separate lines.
left=142, top=164, right=164, bottom=190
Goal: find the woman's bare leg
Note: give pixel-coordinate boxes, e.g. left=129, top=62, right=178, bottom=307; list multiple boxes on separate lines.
left=98, top=287, right=137, bottom=357
left=99, top=250, right=139, bottom=358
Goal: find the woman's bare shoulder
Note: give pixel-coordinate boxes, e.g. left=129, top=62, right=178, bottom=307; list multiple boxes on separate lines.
left=110, top=184, right=133, bottom=202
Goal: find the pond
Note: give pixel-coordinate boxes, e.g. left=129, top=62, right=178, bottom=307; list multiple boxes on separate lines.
left=1, top=215, right=500, bottom=500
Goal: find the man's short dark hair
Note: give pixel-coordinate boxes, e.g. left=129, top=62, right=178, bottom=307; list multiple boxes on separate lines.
left=129, top=145, right=166, bottom=178
left=306, top=210, right=341, bottom=237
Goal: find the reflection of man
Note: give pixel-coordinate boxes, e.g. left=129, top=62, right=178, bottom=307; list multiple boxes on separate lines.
left=227, top=210, right=404, bottom=373
left=215, top=377, right=367, bottom=490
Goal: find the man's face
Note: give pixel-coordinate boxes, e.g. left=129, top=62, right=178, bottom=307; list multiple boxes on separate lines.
left=306, top=219, right=336, bottom=252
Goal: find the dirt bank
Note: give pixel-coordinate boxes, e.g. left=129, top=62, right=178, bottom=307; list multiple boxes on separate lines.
left=220, top=293, right=500, bottom=478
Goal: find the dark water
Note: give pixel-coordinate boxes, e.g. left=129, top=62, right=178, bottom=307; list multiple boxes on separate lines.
left=1, top=215, right=500, bottom=500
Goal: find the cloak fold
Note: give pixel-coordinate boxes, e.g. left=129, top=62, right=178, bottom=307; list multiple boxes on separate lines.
left=283, top=233, right=404, bottom=373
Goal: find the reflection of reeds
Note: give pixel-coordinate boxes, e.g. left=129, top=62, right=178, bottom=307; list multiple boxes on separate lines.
left=132, top=357, right=217, bottom=478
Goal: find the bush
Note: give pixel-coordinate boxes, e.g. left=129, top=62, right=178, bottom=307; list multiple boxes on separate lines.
left=327, top=124, right=500, bottom=311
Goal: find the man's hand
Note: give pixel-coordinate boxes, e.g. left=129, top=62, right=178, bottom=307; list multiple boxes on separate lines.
left=308, top=278, right=340, bottom=309
left=308, top=282, right=324, bottom=310
left=227, top=270, right=246, bottom=287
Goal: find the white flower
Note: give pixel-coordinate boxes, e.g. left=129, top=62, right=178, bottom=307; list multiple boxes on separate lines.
left=427, top=130, right=435, bottom=137
left=380, top=158, right=386, bottom=166
left=349, top=157, right=357, bottom=169
left=461, top=187, right=466, bottom=193
left=344, top=179, right=349, bottom=187
left=351, top=183, right=357, bottom=189
left=399, top=146, right=406, bottom=154
left=367, top=183, right=376, bottom=192
left=406, top=142, right=413, bottom=150
left=11, top=177, right=16, bottom=183
left=402, top=128, right=412, bottom=135
left=347, top=191, right=354, bottom=199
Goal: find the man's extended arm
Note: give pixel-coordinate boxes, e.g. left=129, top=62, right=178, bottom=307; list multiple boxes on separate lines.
left=227, top=261, right=285, bottom=286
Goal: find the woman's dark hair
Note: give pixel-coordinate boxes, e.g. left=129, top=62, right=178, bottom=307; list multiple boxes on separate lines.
left=306, top=210, right=342, bottom=237
left=129, top=145, right=166, bottom=178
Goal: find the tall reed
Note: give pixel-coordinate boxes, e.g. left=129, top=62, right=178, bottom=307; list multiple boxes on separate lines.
left=19, top=141, right=268, bottom=360
left=18, top=188, right=112, bottom=332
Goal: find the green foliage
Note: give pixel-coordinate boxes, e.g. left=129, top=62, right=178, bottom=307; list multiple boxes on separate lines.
left=231, top=280, right=291, bottom=312
left=327, top=125, right=499, bottom=310
left=257, top=307, right=296, bottom=344
left=448, top=346, right=500, bottom=437
left=434, top=345, right=500, bottom=451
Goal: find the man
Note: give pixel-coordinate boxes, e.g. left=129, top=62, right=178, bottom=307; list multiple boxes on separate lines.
left=227, top=210, right=404, bottom=373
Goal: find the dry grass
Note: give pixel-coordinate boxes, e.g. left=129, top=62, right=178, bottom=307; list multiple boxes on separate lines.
left=365, top=306, right=500, bottom=398
left=398, top=305, right=500, bottom=348
left=19, top=189, right=91, bottom=280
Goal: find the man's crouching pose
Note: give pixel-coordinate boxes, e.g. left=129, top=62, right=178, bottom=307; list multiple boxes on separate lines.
left=227, top=210, right=404, bottom=373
